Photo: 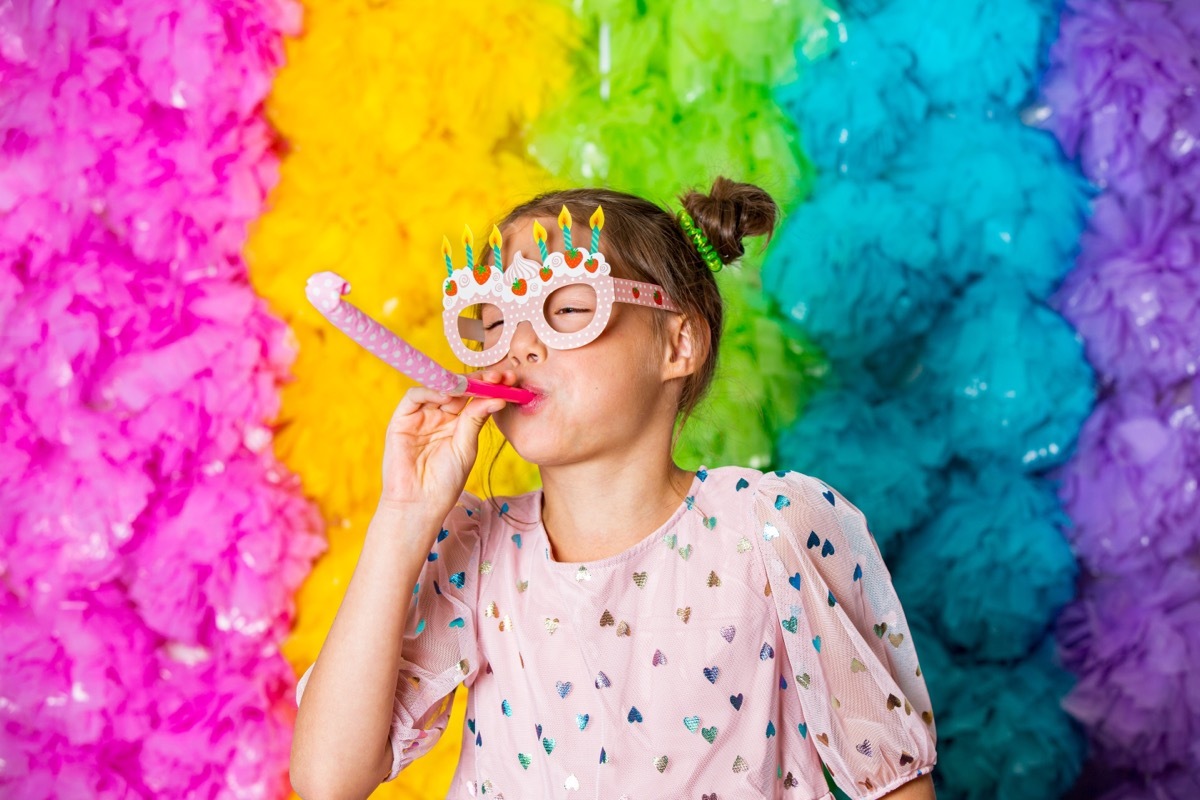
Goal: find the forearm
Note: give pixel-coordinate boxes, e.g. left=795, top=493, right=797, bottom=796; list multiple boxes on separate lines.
left=290, top=505, right=441, bottom=800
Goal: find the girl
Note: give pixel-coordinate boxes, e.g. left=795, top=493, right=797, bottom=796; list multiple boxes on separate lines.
left=290, top=179, right=937, bottom=800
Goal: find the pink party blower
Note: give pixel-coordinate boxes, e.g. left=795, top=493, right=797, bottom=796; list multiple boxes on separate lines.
left=305, top=272, right=536, bottom=405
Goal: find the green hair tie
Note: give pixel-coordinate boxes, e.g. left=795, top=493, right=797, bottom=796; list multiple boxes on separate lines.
left=678, top=210, right=725, bottom=273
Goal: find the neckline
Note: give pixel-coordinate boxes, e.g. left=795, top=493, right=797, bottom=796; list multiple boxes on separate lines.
left=537, top=465, right=709, bottom=571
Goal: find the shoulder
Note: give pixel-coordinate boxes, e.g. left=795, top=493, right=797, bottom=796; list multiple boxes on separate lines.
left=703, top=464, right=847, bottom=519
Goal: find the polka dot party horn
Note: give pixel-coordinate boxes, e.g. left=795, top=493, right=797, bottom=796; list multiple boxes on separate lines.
left=305, top=271, right=537, bottom=404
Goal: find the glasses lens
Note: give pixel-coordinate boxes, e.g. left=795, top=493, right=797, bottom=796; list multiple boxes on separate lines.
left=542, top=283, right=597, bottom=334
left=456, top=302, right=504, bottom=354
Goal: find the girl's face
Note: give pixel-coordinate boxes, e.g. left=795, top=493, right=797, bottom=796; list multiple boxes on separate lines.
left=479, top=216, right=677, bottom=466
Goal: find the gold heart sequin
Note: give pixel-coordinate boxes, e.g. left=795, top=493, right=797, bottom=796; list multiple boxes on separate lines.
left=916, top=665, right=923, bottom=677
left=764, top=579, right=771, bottom=596
left=654, top=755, right=668, bottom=773
left=889, top=632, right=905, bottom=648
left=599, top=610, right=615, bottom=627
left=707, top=571, right=721, bottom=587
left=576, top=566, right=591, bottom=582
left=850, top=658, right=867, bottom=673
left=737, top=537, right=752, bottom=554
left=922, top=710, right=934, bottom=725
left=816, top=733, right=829, bottom=746
left=732, top=755, right=749, bottom=773
left=886, top=694, right=902, bottom=710
left=904, top=699, right=912, bottom=714
left=831, top=694, right=841, bottom=709
left=796, top=673, right=811, bottom=689
left=663, top=533, right=677, bottom=549
left=457, top=659, right=470, bottom=675
left=676, top=607, right=692, bottom=623
left=484, top=601, right=499, bottom=618
left=616, top=621, right=631, bottom=637
left=678, top=544, right=693, bottom=560
left=633, top=571, right=648, bottom=588
left=873, top=622, right=888, bottom=638
left=544, top=617, right=560, bottom=634
left=517, top=580, right=529, bottom=593
left=499, top=615, right=512, bottom=631
left=479, top=560, right=492, bottom=574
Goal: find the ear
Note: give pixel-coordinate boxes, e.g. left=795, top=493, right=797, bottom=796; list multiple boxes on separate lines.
left=662, top=313, right=708, bottom=381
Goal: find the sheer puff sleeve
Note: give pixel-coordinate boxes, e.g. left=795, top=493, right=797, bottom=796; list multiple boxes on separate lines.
left=296, top=489, right=488, bottom=782
left=753, top=470, right=937, bottom=799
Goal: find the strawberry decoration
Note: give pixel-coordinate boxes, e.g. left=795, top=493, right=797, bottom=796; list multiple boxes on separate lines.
left=444, top=279, right=458, bottom=296
left=565, top=248, right=583, bottom=268
left=539, top=265, right=553, bottom=282
left=584, top=257, right=599, bottom=272
left=512, top=278, right=528, bottom=296
left=472, top=264, right=490, bottom=285
left=632, top=287, right=640, bottom=299
left=653, top=290, right=662, bottom=305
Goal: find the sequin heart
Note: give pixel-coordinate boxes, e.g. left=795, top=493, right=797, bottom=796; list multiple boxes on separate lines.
left=823, top=489, right=835, bottom=505
left=654, top=755, right=668, bottom=773
left=807, top=531, right=821, bottom=549
left=556, top=681, right=573, bottom=698
left=730, top=693, right=743, bottom=711
left=853, top=563, right=863, bottom=581
left=599, top=610, right=615, bottom=627
left=616, top=621, right=631, bottom=636
left=827, top=590, right=837, bottom=607
left=736, top=477, right=749, bottom=491
left=576, top=713, right=589, bottom=731
left=683, top=715, right=701, bottom=733
left=415, top=619, right=426, bottom=635
left=874, top=622, right=888, bottom=638
left=678, top=544, right=693, bottom=560
left=512, top=533, right=522, bottom=548
left=889, top=633, right=905, bottom=648
left=632, top=571, right=648, bottom=588
left=766, top=721, right=776, bottom=738
left=628, top=706, right=643, bottom=723
left=702, top=726, right=718, bottom=744
left=720, top=625, right=736, bottom=643
left=501, top=699, right=512, bottom=716
left=576, top=566, right=591, bottom=582
left=543, top=737, right=556, bottom=754
left=762, top=522, right=779, bottom=541
left=663, top=533, right=677, bottom=550
left=760, top=643, right=774, bottom=660
left=784, top=772, right=799, bottom=788
left=499, top=615, right=511, bottom=631
left=449, top=617, right=465, bottom=628
left=484, top=601, right=499, bottom=618
left=788, top=573, right=801, bottom=590
left=703, top=794, right=719, bottom=800
left=703, top=666, right=719, bottom=684
left=653, top=650, right=668, bottom=667
left=437, top=528, right=449, bottom=542
left=517, top=580, right=529, bottom=592
left=704, top=516, right=717, bottom=530
left=595, top=671, right=611, bottom=689
left=564, top=773, right=579, bottom=790
left=449, top=571, right=466, bottom=589
left=732, top=755, right=749, bottom=773
left=812, top=636, right=821, bottom=652
left=796, top=673, right=811, bottom=689
left=707, top=571, right=722, bottom=587
left=899, top=752, right=915, bottom=766
left=479, top=560, right=492, bottom=574
left=856, top=739, right=873, bottom=757
left=737, top=537, right=752, bottom=553
left=922, top=711, right=934, bottom=725
left=544, top=617, right=559, bottom=634
left=536, top=723, right=542, bottom=738
left=774, top=495, right=791, bottom=510
left=821, top=539, right=835, bottom=557
left=518, top=753, right=531, bottom=770
left=467, top=718, right=476, bottom=733
left=677, top=607, right=692, bottom=623
left=887, top=694, right=902, bottom=710
left=797, top=723, right=808, bottom=739
left=781, top=616, right=798, bottom=634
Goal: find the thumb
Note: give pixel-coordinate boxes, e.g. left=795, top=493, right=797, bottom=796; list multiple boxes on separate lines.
left=452, top=398, right=505, bottom=455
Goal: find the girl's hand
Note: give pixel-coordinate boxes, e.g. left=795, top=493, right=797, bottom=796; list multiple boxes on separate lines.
left=376, top=371, right=514, bottom=520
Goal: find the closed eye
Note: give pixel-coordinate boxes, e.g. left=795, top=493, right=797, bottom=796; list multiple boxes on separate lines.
left=483, top=319, right=504, bottom=331
left=555, top=307, right=591, bottom=315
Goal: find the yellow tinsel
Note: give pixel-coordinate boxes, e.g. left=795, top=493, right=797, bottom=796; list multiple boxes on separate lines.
left=247, top=1, right=576, bottom=796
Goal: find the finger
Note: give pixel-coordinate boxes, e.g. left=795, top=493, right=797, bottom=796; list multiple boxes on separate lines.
left=395, top=387, right=453, bottom=417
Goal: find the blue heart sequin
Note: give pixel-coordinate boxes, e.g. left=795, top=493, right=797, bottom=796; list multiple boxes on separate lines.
left=788, top=573, right=801, bottom=590
left=449, top=571, right=466, bottom=589
left=821, top=539, right=835, bottom=558
left=735, top=478, right=750, bottom=491
left=853, top=563, right=862, bottom=581
left=628, top=706, right=643, bottom=723
left=774, top=495, right=791, bottom=510
left=512, top=533, right=522, bottom=549
left=823, top=490, right=835, bottom=505
left=437, top=528, right=449, bottom=542
left=806, top=531, right=820, bottom=549
left=703, top=666, right=720, bottom=684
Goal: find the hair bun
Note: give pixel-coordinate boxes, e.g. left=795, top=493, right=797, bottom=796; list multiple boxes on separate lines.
left=678, top=177, right=779, bottom=264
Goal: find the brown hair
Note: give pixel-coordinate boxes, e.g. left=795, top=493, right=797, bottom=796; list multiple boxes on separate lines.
left=476, top=177, right=779, bottom=521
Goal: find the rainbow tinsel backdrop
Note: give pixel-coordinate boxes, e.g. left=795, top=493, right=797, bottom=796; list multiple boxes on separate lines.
left=1, top=1, right=1198, bottom=798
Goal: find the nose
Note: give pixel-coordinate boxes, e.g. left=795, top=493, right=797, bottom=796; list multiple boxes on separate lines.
left=507, top=320, right=546, bottom=365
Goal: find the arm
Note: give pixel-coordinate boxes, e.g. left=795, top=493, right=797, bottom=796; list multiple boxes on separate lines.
left=882, top=774, right=936, bottom=799
left=290, top=503, right=442, bottom=800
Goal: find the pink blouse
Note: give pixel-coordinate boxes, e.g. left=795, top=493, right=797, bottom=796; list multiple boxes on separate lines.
left=297, top=465, right=938, bottom=799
